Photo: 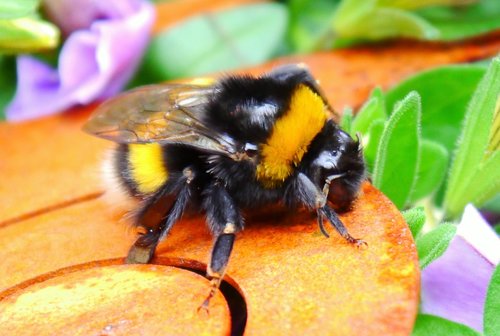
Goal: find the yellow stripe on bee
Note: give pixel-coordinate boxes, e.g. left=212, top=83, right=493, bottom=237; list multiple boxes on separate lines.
left=128, top=143, right=168, bottom=194
left=256, top=85, right=327, bottom=187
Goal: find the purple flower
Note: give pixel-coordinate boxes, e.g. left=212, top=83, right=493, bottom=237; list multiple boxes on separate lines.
left=421, top=204, right=500, bottom=333
left=6, top=0, right=155, bottom=122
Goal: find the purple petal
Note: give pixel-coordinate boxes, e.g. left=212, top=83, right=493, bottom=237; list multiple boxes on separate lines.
left=5, top=56, right=79, bottom=121
left=91, top=2, right=154, bottom=98
left=6, top=0, right=154, bottom=122
left=58, top=30, right=100, bottom=91
left=421, top=205, right=500, bottom=333
left=44, top=0, right=146, bottom=36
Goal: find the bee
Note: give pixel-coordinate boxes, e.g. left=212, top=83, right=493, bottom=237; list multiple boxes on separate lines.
left=83, top=64, right=366, bottom=310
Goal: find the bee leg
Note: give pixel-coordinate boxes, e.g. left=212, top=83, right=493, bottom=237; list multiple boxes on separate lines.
left=126, top=229, right=160, bottom=264
left=198, top=233, right=236, bottom=314
left=292, top=173, right=365, bottom=246
left=319, top=205, right=367, bottom=248
left=126, top=172, right=193, bottom=264
left=198, top=183, right=243, bottom=313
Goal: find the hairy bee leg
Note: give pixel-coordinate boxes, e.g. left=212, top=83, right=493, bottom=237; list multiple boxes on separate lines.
left=291, top=173, right=330, bottom=235
left=320, top=205, right=367, bottom=247
left=126, top=232, right=160, bottom=264
left=291, top=173, right=365, bottom=245
left=126, top=172, right=193, bottom=264
left=199, top=233, right=236, bottom=313
left=316, top=209, right=330, bottom=238
left=199, top=183, right=243, bottom=312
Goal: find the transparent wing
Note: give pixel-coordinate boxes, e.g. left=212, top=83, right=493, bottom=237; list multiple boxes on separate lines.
left=83, top=84, right=236, bottom=155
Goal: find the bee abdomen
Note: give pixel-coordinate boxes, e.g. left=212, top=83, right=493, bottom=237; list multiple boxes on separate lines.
left=113, top=143, right=169, bottom=196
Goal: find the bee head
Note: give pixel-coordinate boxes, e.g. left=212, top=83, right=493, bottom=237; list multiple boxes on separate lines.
left=305, top=122, right=366, bottom=211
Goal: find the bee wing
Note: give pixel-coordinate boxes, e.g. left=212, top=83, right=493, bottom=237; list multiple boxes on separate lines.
left=83, top=84, right=236, bottom=155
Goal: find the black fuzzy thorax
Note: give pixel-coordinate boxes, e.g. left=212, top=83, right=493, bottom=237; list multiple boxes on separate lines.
left=207, top=154, right=284, bottom=207
left=204, top=75, right=297, bottom=144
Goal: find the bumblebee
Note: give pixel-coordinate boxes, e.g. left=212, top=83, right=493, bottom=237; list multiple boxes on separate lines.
left=84, top=64, right=366, bottom=309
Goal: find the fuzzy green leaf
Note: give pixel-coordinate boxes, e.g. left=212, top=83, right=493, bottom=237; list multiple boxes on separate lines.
left=373, top=92, right=421, bottom=209
left=340, top=107, right=353, bottom=134
left=413, top=314, right=481, bottom=336
left=363, top=119, right=385, bottom=172
left=386, top=65, right=486, bottom=154
left=402, top=206, right=426, bottom=238
left=484, top=263, right=500, bottom=336
left=351, top=87, right=387, bottom=136
left=416, top=223, right=456, bottom=269
left=410, top=140, right=449, bottom=202
left=142, top=3, right=287, bottom=81
left=445, top=58, right=500, bottom=218
left=457, top=151, right=500, bottom=211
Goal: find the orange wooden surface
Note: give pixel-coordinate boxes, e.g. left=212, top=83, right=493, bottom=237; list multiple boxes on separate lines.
left=0, top=179, right=418, bottom=334
left=1, top=1, right=499, bottom=334
left=0, top=108, right=106, bottom=226
left=0, top=263, right=230, bottom=335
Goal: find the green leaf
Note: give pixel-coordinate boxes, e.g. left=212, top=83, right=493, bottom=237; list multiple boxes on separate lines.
left=373, top=92, right=421, bottom=209
left=410, top=140, right=449, bottom=202
left=489, top=93, right=500, bottom=153
left=287, top=0, right=339, bottom=52
left=332, top=0, right=375, bottom=35
left=377, top=0, right=474, bottom=11
left=340, top=107, right=353, bottom=134
left=0, top=17, right=59, bottom=53
left=0, top=56, right=17, bottom=120
left=402, top=206, right=426, bottom=238
left=418, top=0, right=500, bottom=41
left=363, top=119, right=385, bottom=172
left=332, top=0, right=498, bottom=46
left=0, top=0, right=39, bottom=20
left=334, top=6, right=439, bottom=40
left=485, top=263, right=500, bottom=336
left=386, top=65, right=486, bottom=154
left=482, top=193, right=500, bottom=212
left=416, top=223, right=456, bottom=269
left=457, top=150, right=500, bottom=210
left=445, top=58, right=500, bottom=218
left=142, top=3, right=287, bottom=81
left=351, top=87, right=387, bottom=136
left=413, top=314, right=481, bottom=336
left=352, top=87, right=388, bottom=173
